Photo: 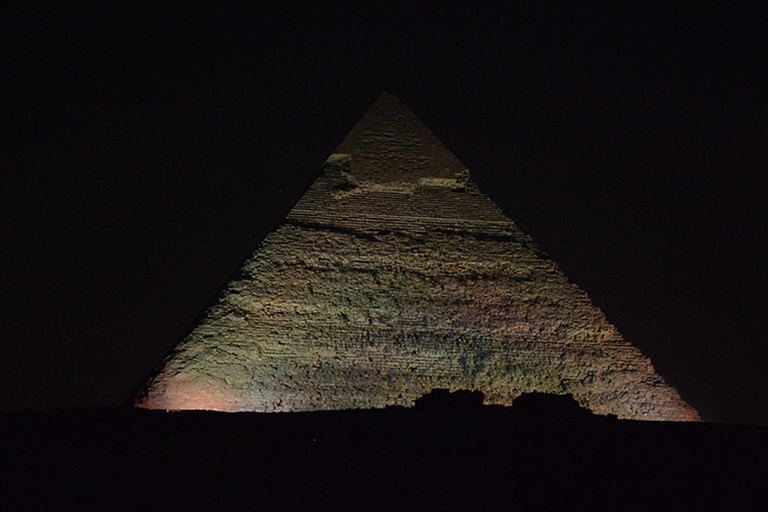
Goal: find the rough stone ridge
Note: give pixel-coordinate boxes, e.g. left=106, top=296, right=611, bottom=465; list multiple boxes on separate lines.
left=136, top=94, right=700, bottom=421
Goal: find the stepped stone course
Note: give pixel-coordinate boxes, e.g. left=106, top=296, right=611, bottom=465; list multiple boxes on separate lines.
left=136, top=94, right=700, bottom=421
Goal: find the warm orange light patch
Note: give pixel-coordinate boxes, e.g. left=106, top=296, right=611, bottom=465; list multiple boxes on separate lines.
left=140, top=379, right=237, bottom=412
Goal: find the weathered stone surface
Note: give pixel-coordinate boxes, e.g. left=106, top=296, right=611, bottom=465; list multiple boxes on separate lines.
left=136, top=94, right=699, bottom=421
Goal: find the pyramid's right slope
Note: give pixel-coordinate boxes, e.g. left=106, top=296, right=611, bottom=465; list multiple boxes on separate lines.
left=137, top=94, right=699, bottom=421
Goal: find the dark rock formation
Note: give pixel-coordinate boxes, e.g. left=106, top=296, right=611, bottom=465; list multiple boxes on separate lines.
left=135, top=94, right=699, bottom=421
left=512, top=392, right=596, bottom=419
left=414, top=389, right=486, bottom=411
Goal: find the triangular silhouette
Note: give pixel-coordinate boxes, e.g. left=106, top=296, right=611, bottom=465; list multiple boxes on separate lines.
left=136, top=94, right=699, bottom=421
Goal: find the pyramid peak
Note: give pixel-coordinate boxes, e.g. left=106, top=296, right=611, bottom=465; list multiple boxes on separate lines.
left=334, top=94, right=466, bottom=183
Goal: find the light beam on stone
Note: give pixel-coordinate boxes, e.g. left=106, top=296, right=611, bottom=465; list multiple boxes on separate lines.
left=135, top=93, right=700, bottom=421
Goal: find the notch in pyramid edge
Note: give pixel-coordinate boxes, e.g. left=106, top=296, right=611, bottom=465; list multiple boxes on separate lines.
left=134, top=94, right=700, bottom=421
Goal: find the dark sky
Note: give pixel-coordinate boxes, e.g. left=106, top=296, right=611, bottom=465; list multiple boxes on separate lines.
left=2, top=2, right=766, bottom=424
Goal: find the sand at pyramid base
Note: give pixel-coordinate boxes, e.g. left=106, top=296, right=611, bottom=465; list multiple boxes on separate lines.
left=136, top=95, right=699, bottom=421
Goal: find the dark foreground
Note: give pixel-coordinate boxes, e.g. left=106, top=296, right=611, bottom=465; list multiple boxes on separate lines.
left=2, top=395, right=766, bottom=511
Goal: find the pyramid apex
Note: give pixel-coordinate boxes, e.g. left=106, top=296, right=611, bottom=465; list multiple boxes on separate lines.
left=334, top=94, right=466, bottom=182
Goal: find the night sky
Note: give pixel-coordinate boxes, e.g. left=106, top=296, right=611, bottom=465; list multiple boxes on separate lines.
left=2, top=2, right=766, bottom=424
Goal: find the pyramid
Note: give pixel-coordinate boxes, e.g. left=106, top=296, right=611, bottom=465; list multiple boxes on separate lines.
left=136, top=94, right=700, bottom=421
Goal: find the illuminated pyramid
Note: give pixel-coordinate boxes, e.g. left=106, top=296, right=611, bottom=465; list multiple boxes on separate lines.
left=136, top=94, right=699, bottom=421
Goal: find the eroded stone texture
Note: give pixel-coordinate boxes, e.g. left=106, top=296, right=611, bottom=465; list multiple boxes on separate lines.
left=136, top=94, right=700, bottom=421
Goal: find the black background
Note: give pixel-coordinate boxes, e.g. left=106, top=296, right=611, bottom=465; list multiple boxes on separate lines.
left=2, top=2, right=766, bottom=424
